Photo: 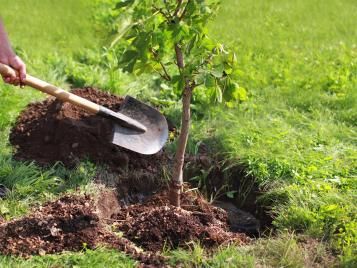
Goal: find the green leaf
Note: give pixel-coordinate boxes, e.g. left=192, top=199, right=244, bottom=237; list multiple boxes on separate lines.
left=123, top=59, right=137, bottom=73
left=233, top=86, right=248, bottom=101
left=171, top=75, right=182, bottom=84
left=211, top=69, right=223, bottom=78
left=115, top=0, right=135, bottom=9
left=211, top=64, right=225, bottom=78
left=186, top=34, right=198, bottom=55
left=119, top=50, right=138, bottom=65
left=160, top=83, right=170, bottom=90
left=194, top=72, right=205, bottom=85
left=223, top=82, right=248, bottom=102
left=225, top=101, right=236, bottom=108
left=224, top=67, right=233, bottom=75
left=204, top=74, right=216, bottom=88
left=176, top=74, right=185, bottom=94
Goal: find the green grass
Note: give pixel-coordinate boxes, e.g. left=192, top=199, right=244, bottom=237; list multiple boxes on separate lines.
left=164, top=233, right=337, bottom=267
left=192, top=0, right=356, bottom=263
left=204, top=0, right=356, bottom=182
left=0, top=0, right=99, bottom=57
left=0, top=0, right=104, bottom=155
left=165, top=243, right=255, bottom=268
left=0, top=1, right=140, bottom=267
left=0, top=0, right=103, bottom=109
left=0, top=248, right=136, bottom=268
left=0, top=0, right=356, bottom=266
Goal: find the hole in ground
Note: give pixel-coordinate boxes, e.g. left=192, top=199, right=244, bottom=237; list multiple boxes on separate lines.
left=9, top=86, right=269, bottom=237
left=184, top=154, right=273, bottom=237
left=95, top=153, right=272, bottom=241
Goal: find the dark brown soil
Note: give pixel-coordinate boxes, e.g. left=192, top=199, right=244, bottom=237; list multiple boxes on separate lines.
left=5, top=87, right=252, bottom=265
left=0, top=195, right=102, bottom=255
left=0, top=194, right=165, bottom=266
left=9, top=87, right=167, bottom=174
left=0, top=191, right=249, bottom=265
left=185, top=154, right=270, bottom=234
left=112, top=188, right=250, bottom=252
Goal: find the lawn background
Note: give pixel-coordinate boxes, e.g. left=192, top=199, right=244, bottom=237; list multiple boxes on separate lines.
left=0, top=0, right=356, bottom=266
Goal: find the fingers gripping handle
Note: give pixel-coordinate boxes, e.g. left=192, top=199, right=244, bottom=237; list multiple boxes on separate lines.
left=0, top=63, right=100, bottom=114
left=0, top=62, right=17, bottom=78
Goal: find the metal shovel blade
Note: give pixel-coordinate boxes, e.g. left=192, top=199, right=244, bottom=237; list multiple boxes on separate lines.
left=111, top=96, right=168, bottom=155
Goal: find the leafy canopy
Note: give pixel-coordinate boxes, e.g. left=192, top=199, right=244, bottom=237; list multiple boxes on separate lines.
left=112, top=0, right=247, bottom=106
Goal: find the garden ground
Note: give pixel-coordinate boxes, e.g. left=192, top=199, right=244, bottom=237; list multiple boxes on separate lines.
left=0, top=0, right=356, bottom=267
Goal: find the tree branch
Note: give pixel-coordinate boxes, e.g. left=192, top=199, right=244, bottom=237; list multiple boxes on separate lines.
left=175, top=43, right=185, bottom=70
left=173, top=0, right=183, bottom=17
left=150, top=48, right=171, bottom=81
left=163, top=0, right=174, bottom=19
left=179, top=0, right=191, bottom=20
left=152, top=6, right=171, bottom=21
left=160, top=62, right=171, bottom=81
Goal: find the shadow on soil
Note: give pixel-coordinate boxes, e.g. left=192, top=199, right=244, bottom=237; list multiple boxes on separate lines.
left=2, top=87, right=272, bottom=266
left=94, top=153, right=272, bottom=239
left=185, top=155, right=273, bottom=234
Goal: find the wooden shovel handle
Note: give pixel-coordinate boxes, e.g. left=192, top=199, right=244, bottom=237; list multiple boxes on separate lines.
left=0, top=63, right=100, bottom=114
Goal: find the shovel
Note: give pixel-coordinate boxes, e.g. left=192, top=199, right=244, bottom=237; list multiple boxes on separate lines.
left=0, top=63, right=168, bottom=155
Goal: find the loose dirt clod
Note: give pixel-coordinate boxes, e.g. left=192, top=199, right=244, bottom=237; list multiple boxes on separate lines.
left=0, top=195, right=165, bottom=266
left=0, top=191, right=249, bottom=265
left=113, top=189, right=250, bottom=252
left=10, top=87, right=167, bottom=175
left=0, top=195, right=101, bottom=256
left=7, top=87, right=250, bottom=265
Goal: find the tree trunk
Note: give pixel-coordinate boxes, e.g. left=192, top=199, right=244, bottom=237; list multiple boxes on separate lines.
left=169, top=81, right=192, bottom=207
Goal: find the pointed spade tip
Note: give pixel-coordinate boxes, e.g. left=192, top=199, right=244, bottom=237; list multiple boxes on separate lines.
left=112, top=122, right=168, bottom=155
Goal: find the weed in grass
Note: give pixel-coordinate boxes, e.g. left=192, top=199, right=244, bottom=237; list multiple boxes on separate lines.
left=166, top=243, right=206, bottom=267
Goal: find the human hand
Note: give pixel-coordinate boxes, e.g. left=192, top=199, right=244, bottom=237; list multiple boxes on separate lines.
left=0, top=20, right=26, bottom=86
left=0, top=52, right=26, bottom=86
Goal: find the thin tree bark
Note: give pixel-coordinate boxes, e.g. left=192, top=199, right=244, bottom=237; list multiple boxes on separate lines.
left=174, top=44, right=184, bottom=69
left=169, top=44, right=192, bottom=207
left=169, top=81, right=192, bottom=207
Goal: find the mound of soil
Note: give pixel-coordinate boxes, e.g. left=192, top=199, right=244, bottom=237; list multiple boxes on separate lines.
left=0, top=190, right=249, bottom=265
left=0, top=195, right=102, bottom=255
left=6, top=87, right=252, bottom=264
left=113, top=189, right=250, bottom=252
left=0, top=195, right=165, bottom=266
left=10, top=87, right=167, bottom=174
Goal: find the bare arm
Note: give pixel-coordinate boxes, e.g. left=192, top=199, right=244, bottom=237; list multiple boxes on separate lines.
left=0, top=19, right=26, bottom=85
